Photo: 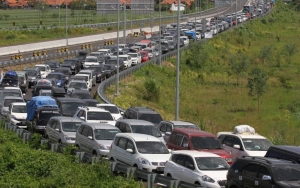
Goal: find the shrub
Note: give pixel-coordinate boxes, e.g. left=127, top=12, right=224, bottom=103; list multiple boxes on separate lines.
left=143, top=78, right=160, bottom=102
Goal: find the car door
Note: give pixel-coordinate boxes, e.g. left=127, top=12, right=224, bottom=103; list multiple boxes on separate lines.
left=115, top=137, right=131, bottom=165
left=256, top=165, right=274, bottom=188
left=85, top=127, right=94, bottom=154
left=241, top=163, right=260, bottom=188
left=181, top=155, right=197, bottom=183
left=53, top=120, right=62, bottom=143
left=173, top=154, right=186, bottom=179
left=79, top=125, right=89, bottom=152
left=46, top=119, right=55, bottom=141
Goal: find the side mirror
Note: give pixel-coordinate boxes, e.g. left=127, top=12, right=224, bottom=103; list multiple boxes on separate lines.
left=55, top=128, right=60, bottom=132
left=87, top=136, right=93, bottom=140
left=262, top=175, right=272, bottom=181
left=233, top=144, right=241, bottom=150
left=183, top=143, right=189, bottom=148
left=120, top=111, right=124, bottom=116
left=126, top=148, right=133, bottom=153
left=80, top=116, right=85, bottom=120
left=165, top=132, right=171, bottom=136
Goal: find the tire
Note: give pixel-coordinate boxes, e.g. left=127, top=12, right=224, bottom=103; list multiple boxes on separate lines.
left=195, top=181, right=200, bottom=185
left=92, top=150, right=97, bottom=157
left=166, top=174, right=172, bottom=178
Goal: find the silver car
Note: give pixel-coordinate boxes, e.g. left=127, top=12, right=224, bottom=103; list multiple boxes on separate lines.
left=75, top=122, right=120, bottom=156
left=1, top=96, right=24, bottom=116
left=45, top=116, right=82, bottom=145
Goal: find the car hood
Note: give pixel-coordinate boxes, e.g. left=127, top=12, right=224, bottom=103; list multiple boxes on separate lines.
left=139, top=153, right=171, bottom=164
left=11, top=113, right=27, bottom=119
left=62, top=132, right=76, bottom=138
left=244, top=150, right=267, bottom=157
left=95, top=140, right=114, bottom=148
left=201, top=170, right=228, bottom=181
left=277, top=181, right=300, bottom=187
left=28, top=76, right=37, bottom=79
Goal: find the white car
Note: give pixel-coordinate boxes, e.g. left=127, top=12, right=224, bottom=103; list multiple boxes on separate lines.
left=34, top=64, right=51, bottom=78
left=127, top=52, right=141, bottom=66
left=119, top=55, right=132, bottom=68
left=83, top=56, right=100, bottom=69
left=180, top=36, right=189, bottom=46
left=143, top=48, right=155, bottom=59
left=1, top=96, right=24, bottom=117
left=164, top=150, right=229, bottom=187
left=73, top=106, right=116, bottom=126
left=7, top=102, right=27, bottom=128
left=109, top=133, right=171, bottom=173
left=96, top=103, right=123, bottom=121
left=75, top=123, right=120, bottom=156
left=77, top=70, right=96, bottom=87
left=75, top=74, right=92, bottom=90
left=217, top=125, right=273, bottom=162
left=98, top=49, right=112, bottom=56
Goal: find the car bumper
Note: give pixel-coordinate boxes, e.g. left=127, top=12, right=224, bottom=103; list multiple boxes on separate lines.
left=11, top=119, right=27, bottom=128
left=140, top=164, right=165, bottom=173
left=97, top=149, right=110, bottom=156
left=201, top=181, right=226, bottom=188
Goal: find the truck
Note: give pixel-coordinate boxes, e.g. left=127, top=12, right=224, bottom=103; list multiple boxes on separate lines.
left=184, top=30, right=197, bottom=40
left=26, top=96, right=61, bottom=134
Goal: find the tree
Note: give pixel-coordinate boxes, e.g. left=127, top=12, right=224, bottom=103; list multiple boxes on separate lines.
left=259, top=45, right=273, bottom=65
left=247, top=67, right=268, bottom=111
left=229, top=53, right=249, bottom=86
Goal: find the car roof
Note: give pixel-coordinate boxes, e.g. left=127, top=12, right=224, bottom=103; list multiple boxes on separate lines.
left=116, top=133, right=161, bottom=142
left=3, top=96, right=23, bottom=100
left=3, top=87, right=21, bottom=90
left=97, top=103, right=116, bottom=107
left=239, top=156, right=296, bottom=165
left=83, top=99, right=99, bottom=102
left=56, top=67, right=70, bottom=70
left=56, top=97, right=85, bottom=102
left=270, top=145, right=300, bottom=153
left=34, top=64, right=46, bottom=67
left=69, top=80, right=86, bottom=83
left=80, top=106, right=108, bottom=112
left=40, top=90, right=52, bottom=93
left=79, top=70, right=93, bottom=72
left=162, top=121, right=196, bottom=126
left=11, top=102, right=26, bottom=106
left=127, top=106, right=159, bottom=114
left=49, top=72, right=64, bottom=75
left=82, top=122, right=117, bottom=129
left=86, top=56, right=98, bottom=59
left=50, top=116, right=82, bottom=122
left=117, top=119, right=155, bottom=126
left=217, top=131, right=267, bottom=139
left=173, top=128, right=215, bottom=137
left=171, top=150, right=221, bottom=158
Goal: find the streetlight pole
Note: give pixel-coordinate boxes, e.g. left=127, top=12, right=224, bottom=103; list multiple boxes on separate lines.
left=175, top=0, right=180, bottom=120
left=159, top=0, right=161, bottom=66
left=116, top=1, right=120, bottom=95
left=123, top=2, right=126, bottom=44
left=66, top=0, right=68, bottom=46
left=236, top=0, right=237, bottom=28
left=59, top=3, right=60, bottom=27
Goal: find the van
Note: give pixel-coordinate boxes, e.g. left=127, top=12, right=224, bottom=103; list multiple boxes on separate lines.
left=140, top=40, right=152, bottom=48
left=265, top=145, right=300, bottom=163
left=166, top=128, right=233, bottom=165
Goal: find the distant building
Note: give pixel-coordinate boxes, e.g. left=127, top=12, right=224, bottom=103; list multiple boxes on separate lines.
left=170, top=3, right=185, bottom=11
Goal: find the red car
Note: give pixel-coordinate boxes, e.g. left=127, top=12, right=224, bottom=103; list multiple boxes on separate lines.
left=139, top=51, right=149, bottom=63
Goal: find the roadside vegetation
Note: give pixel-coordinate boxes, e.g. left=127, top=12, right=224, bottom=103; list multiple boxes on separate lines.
left=106, top=1, right=300, bottom=146
left=0, top=126, right=142, bottom=187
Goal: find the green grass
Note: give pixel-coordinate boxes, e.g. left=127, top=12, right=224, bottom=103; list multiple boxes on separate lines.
left=105, top=2, right=300, bottom=145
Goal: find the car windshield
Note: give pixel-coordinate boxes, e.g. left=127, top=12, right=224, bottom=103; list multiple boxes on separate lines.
left=272, top=165, right=300, bottom=181
left=68, top=82, right=87, bottom=89
left=88, top=67, right=102, bottom=72
left=55, top=69, right=70, bottom=74
left=61, top=102, right=86, bottom=116
left=129, top=53, right=138, bottom=57
left=94, top=129, right=120, bottom=140
left=4, top=99, right=23, bottom=107
left=132, top=125, right=162, bottom=137
left=191, top=137, right=223, bottom=149
left=87, top=111, right=114, bottom=120
left=85, top=58, right=98, bottom=62
left=138, top=114, right=163, bottom=124
left=38, top=110, right=60, bottom=125
left=37, top=80, right=52, bottom=86
left=36, top=66, right=45, bottom=71
left=242, top=139, right=273, bottom=151
left=2, top=79, right=18, bottom=87
left=18, top=77, right=25, bottom=84
left=47, top=63, right=57, bottom=68
left=73, top=93, right=91, bottom=99
left=25, top=70, right=37, bottom=76
left=47, top=74, right=62, bottom=79
left=196, top=157, right=230, bottom=170
left=174, top=124, right=199, bottom=129
left=98, top=106, right=119, bottom=114
left=119, top=57, right=128, bottom=61
left=12, top=105, right=27, bottom=113
left=63, top=60, right=75, bottom=65
left=40, top=91, right=52, bottom=96
left=136, top=141, right=169, bottom=154
left=107, top=60, right=118, bottom=65
left=85, top=101, right=99, bottom=107
left=62, top=122, right=81, bottom=132
left=72, top=76, right=88, bottom=82
left=3, top=91, right=22, bottom=98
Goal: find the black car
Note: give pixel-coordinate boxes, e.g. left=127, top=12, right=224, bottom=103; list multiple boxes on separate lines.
left=76, top=50, right=88, bottom=69
left=103, top=64, right=117, bottom=78
left=167, top=40, right=177, bottom=51
left=87, top=65, right=107, bottom=83
left=69, top=89, right=92, bottom=99
left=106, top=59, right=125, bottom=72
left=32, top=79, right=53, bottom=96
left=0, top=78, right=19, bottom=89
left=61, top=58, right=81, bottom=74
left=26, top=107, right=61, bottom=134
left=44, top=60, right=60, bottom=72
left=23, top=68, right=41, bottom=88
left=55, top=97, right=86, bottom=117
left=54, top=67, right=72, bottom=82
left=82, top=99, right=100, bottom=107
left=161, top=43, right=169, bottom=54
left=226, top=156, right=300, bottom=188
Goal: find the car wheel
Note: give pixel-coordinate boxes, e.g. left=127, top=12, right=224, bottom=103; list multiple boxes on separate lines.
left=167, top=174, right=172, bottom=178
left=92, top=150, right=98, bottom=157
left=195, top=181, right=201, bottom=185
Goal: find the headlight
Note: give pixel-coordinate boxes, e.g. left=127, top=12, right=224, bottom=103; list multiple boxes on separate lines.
left=64, top=136, right=73, bottom=140
left=138, top=157, right=151, bottom=165
left=202, top=175, right=215, bottom=183
left=11, top=115, right=16, bottom=120
left=71, top=66, right=75, bottom=69
left=98, top=144, right=109, bottom=150
left=97, top=74, right=101, bottom=77
left=225, top=158, right=232, bottom=163
left=57, top=82, right=61, bottom=86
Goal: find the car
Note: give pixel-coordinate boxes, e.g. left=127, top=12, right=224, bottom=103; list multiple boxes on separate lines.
left=34, top=64, right=51, bottom=78
left=160, top=43, right=169, bottom=54
left=226, top=156, right=300, bottom=188
left=31, top=79, right=53, bottom=96
left=115, top=119, right=165, bottom=144
left=83, top=56, right=101, bottom=69
left=139, top=50, right=149, bottom=62
left=73, top=106, right=115, bottom=126
left=77, top=69, right=96, bottom=87
left=7, top=102, right=27, bottom=129
left=39, top=89, right=52, bottom=96
left=109, top=133, right=171, bottom=173
left=111, top=55, right=132, bottom=69
left=166, top=128, right=233, bottom=165
left=96, top=103, right=123, bottom=121
left=76, top=50, right=88, bottom=69
left=2, top=87, right=24, bottom=100
left=123, top=106, right=163, bottom=127
left=55, top=97, right=86, bottom=117
left=68, top=89, right=92, bottom=99
left=157, top=121, right=200, bottom=142
left=89, top=51, right=109, bottom=63
left=82, top=99, right=100, bottom=107
left=217, top=125, right=273, bottom=162
left=265, top=145, right=300, bottom=164
left=66, top=80, right=89, bottom=95
left=143, top=48, right=156, bottom=59
left=167, top=40, right=177, bottom=51
left=16, top=71, right=28, bottom=93
left=180, top=36, right=189, bottom=46
left=102, top=64, right=116, bottom=78
left=127, top=52, right=141, bottom=66
left=54, top=67, right=72, bottom=82
left=23, top=68, right=41, bottom=88
left=106, top=59, right=126, bottom=72
left=75, top=74, right=92, bottom=90
left=46, top=72, right=67, bottom=89
left=98, top=48, right=113, bottom=56
left=45, top=116, right=82, bottom=145
left=164, top=150, right=229, bottom=187
left=1, top=96, right=24, bottom=116
left=87, top=65, right=108, bottom=83
left=44, top=60, right=60, bottom=72
left=61, top=58, right=81, bottom=74
left=0, top=76, right=19, bottom=88
left=75, top=123, right=120, bottom=156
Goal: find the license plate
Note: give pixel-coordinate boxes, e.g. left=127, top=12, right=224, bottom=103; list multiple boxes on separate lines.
left=156, top=167, right=164, bottom=171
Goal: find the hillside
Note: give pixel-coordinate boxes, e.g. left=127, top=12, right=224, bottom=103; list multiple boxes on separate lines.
left=106, top=1, right=300, bottom=145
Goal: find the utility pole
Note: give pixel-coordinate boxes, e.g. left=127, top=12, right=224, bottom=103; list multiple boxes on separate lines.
left=116, top=1, right=120, bottom=95
left=65, top=0, right=68, bottom=46
left=159, top=0, right=162, bottom=66
left=123, top=2, right=126, bottom=44
left=175, top=0, right=181, bottom=120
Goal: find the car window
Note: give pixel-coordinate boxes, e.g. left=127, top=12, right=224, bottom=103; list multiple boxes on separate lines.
left=160, top=123, right=166, bottom=132
left=81, top=125, right=90, bottom=136
left=184, top=156, right=195, bottom=170
left=176, top=155, right=186, bottom=166
left=54, top=121, right=61, bottom=130
left=118, top=123, right=126, bottom=132
left=181, top=136, right=188, bottom=148
left=114, top=137, right=120, bottom=146
left=232, top=137, right=242, bottom=149
left=125, top=125, right=131, bottom=132
left=191, top=137, right=223, bottom=149
left=242, top=164, right=259, bottom=178
left=223, top=136, right=233, bottom=147
left=258, top=166, right=271, bottom=179
left=171, top=154, right=179, bottom=162
left=166, top=125, right=172, bottom=132
left=87, top=127, right=93, bottom=137
left=169, top=133, right=177, bottom=144
left=48, top=119, right=55, bottom=128
left=174, top=134, right=184, bottom=146
left=118, top=137, right=127, bottom=150
left=127, top=140, right=134, bottom=151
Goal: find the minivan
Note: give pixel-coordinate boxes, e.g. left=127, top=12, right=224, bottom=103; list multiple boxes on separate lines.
left=265, top=145, right=300, bottom=163
left=166, top=128, right=233, bottom=165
